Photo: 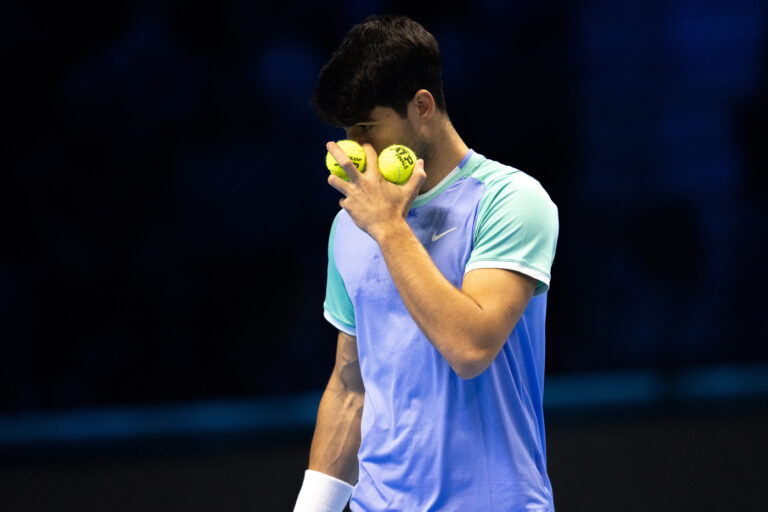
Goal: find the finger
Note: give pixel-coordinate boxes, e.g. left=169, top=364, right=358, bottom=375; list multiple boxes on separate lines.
left=338, top=197, right=355, bottom=214
left=327, top=173, right=351, bottom=196
left=361, top=143, right=379, bottom=171
left=361, top=143, right=382, bottom=181
left=406, top=159, right=427, bottom=194
left=327, top=141, right=363, bottom=183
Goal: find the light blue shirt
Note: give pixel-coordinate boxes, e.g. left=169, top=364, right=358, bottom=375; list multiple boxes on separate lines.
left=324, top=151, right=559, bottom=511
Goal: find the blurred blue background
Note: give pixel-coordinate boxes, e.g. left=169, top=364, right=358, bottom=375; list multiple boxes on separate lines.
left=2, top=1, right=767, bottom=510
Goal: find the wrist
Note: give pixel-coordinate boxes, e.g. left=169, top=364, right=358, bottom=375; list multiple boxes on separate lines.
left=371, top=217, right=410, bottom=246
left=294, top=469, right=354, bottom=512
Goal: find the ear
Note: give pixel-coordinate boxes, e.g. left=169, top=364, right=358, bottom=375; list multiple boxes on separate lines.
left=409, top=89, right=436, bottom=121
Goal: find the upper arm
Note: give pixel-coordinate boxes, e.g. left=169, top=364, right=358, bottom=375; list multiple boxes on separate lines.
left=330, top=331, right=364, bottom=395
left=324, top=216, right=363, bottom=392
left=466, top=172, right=559, bottom=296
left=461, top=267, right=537, bottom=347
left=325, top=212, right=357, bottom=335
left=458, top=171, right=557, bottom=357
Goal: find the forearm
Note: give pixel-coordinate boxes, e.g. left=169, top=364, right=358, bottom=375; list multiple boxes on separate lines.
left=308, top=376, right=364, bottom=484
left=374, top=220, right=497, bottom=378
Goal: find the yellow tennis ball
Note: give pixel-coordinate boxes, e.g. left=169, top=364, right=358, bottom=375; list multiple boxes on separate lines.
left=325, top=140, right=366, bottom=181
left=378, top=144, right=417, bottom=185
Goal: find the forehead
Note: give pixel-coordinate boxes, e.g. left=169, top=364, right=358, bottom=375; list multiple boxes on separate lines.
left=368, top=106, right=400, bottom=121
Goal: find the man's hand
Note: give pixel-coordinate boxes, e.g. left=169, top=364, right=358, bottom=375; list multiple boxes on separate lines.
left=326, top=141, right=426, bottom=241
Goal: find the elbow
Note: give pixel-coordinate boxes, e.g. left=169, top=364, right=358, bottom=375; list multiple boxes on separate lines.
left=453, top=364, right=487, bottom=380
left=449, top=344, right=498, bottom=380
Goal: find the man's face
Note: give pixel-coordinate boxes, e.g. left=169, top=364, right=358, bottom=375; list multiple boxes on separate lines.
left=344, top=106, right=423, bottom=156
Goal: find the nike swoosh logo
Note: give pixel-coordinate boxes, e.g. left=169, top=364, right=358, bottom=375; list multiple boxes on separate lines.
left=431, top=227, right=457, bottom=242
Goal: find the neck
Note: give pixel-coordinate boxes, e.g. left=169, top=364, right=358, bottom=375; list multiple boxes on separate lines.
left=419, top=120, right=470, bottom=194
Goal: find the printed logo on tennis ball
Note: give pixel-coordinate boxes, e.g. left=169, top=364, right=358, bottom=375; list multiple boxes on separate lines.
left=325, top=140, right=366, bottom=181
left=378, top=144, right=417, bottom=185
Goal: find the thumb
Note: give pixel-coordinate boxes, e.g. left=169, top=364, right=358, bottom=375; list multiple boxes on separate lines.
left=407, top=159, right=426, bottom=193
left=402, top=160, right=426, bottom=217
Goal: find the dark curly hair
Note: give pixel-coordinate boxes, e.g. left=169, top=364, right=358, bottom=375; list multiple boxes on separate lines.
left=312, top=15, right=447, bottom=127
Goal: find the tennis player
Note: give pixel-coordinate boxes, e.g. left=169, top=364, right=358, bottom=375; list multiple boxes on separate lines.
left=294, top=15, right=559, bottom=512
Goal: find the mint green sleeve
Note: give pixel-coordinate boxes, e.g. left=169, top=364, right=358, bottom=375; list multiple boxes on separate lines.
left=323, top=212, right=356, bottom=335
left=466, top=173, right=559, bottom=296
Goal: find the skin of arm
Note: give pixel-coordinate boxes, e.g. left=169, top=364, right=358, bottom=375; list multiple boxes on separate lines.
left=327, top=142, right=537, bottom=379
left=307, top=331, right=365, bottom=484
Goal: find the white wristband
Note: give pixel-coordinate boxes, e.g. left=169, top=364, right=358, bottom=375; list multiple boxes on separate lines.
left=293, top=469, right=354, bottom=512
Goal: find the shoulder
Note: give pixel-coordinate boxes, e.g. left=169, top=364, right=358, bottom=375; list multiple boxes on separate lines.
left=329, top=208, right=354, bottom=237
left=329, top=208, right=376, bottom=256
left=468, top=155, right=556, bottom=213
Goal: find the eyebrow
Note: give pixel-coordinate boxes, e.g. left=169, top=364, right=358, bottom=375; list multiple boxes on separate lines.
left=346, top=118, right=376, bottom=130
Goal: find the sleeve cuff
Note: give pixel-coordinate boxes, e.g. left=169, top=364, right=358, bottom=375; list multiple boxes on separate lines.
left=324, top=310, right=356, bottom=336
left=465, top=260, right=551, bottom=295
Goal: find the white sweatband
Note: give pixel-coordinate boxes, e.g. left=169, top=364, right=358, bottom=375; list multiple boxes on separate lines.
left=293, top=469, right=354, bottom=512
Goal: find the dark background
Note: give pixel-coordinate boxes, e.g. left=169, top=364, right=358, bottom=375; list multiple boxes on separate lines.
left=2, top=1, right=767, bottom=510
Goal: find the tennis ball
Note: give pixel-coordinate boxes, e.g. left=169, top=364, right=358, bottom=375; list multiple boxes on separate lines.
left=326, top=140, right=366, bottom=181
left=378, top=144, right=417, bottom=185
